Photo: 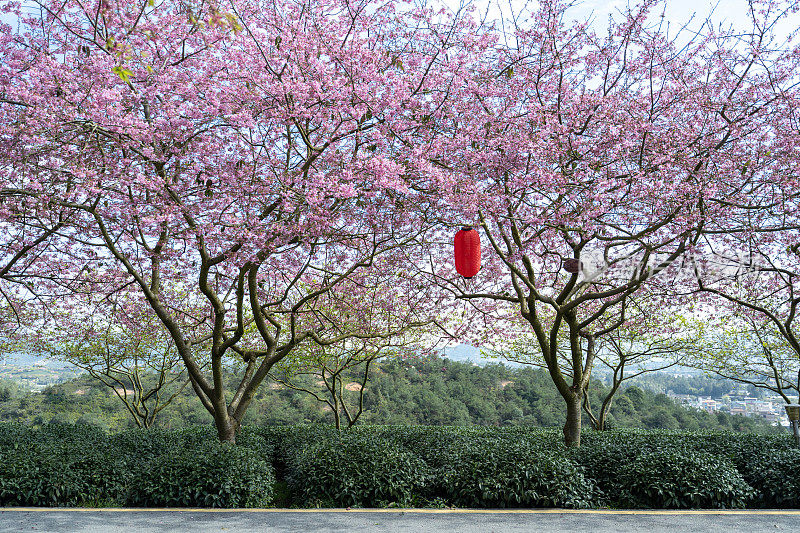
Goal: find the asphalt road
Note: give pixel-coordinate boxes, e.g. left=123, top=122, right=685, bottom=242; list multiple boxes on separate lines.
left=2, top=508, right=800, bottom=533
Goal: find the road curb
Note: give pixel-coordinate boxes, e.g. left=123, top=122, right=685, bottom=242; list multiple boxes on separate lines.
left=2, top=508, right=800, bottom=514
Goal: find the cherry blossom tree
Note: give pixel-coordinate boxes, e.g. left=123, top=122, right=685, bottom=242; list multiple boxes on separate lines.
left=491, top=294, right=704, bottom=431
left=21, top=292, right=192, bottom=429
left=689, top=240, right=800, bottom=405
left=269, top=340, right=411, bottom=430
left=0, top=0, right=473, bottom=442
left=0, top=194, right=67, bottom=339
left=419, top=0, right=800, bottom=446
left=4, top=0, right=799, bottom=451
left=680, top=35, right=800, bottom=421
left=267, top=269, right=436, bottom=430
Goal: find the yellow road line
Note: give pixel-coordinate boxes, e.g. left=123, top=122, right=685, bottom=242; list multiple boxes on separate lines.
left=2, top=508, right=800, bottom=515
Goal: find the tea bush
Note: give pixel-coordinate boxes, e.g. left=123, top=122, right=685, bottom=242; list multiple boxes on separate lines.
left=735, top=448, right=800, bottom=508
left=0, top=422, right=124, bottom=506
left=286, top=431, right=431, bottom=507
left=126, top=441, right=274, bottom=508
left=439, top=436, right=597, bottom=508
left=617, top=449, right=754, bottom=509
left=572, top=435, right=642, bottom=504
left=0, top=447, right=88, bottom=506
left=0, top=422, right=796, bottom=509
left=574, top=430, right=790, bottom=508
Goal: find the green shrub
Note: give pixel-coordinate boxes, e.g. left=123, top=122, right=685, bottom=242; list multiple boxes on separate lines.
left=617, top=449, right=754, bottom=509
left=38, top=420, right=108, bottom=448
left=109, top=427, right=181, bottom=464
left=573, top=435, right=641, bottom=504
left=126, top=441, right=274, bottom=508
left=57, top=443, right=127, bottom=505
left=376, top=426, right=475, bottom=470
left=0, top=422, right=33, bottom=449
left=575, top=430, right=773, bottom=509
left=237, top=425, right=277, bottom=461
left=286, top=431, right=431, bottom=507
left=440, top=437, right=597, bottom=508
left=735, top=448, right=800, bottom=508
left=0, top=422, right=795, bottom=510
left=671, top=431, right=794, bottom=467
left=0, top=448, right=87, bottom=506
left=0, top=421, right=129, bottom=506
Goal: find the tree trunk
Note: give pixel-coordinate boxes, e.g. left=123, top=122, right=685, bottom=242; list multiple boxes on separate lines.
left=597, top=394, right=615, bottom=431
left=596, top=395, right=616, bottom=431
left=563, top=393, right=582, bottom=447
left=582, top=392, right=601, bottom=430
left=215, top=415, right=238, bottom=444
left=332, top=402, right=341, bottom=431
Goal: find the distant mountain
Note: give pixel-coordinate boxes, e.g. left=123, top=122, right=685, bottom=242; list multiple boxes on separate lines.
left=2, top=351, right=73, bottom=370
left=440, top=344, right=523, bottom=367
left=439, top=346, right=711, bottom=375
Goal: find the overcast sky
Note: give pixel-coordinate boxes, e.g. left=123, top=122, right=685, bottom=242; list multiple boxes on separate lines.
left=466, top=0, right=795, bottom=39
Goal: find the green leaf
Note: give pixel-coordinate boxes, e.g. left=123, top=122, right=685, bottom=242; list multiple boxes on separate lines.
left=111, top=65, right=133, bottom=83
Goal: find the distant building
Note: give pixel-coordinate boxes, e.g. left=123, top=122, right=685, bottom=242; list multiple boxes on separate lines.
left=666, top=390, right=695, bottom=405
left=698, top=397, right=719, bottom=412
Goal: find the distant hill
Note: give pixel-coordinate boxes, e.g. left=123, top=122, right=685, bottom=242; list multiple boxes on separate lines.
left=441, top=344, right=483, bottom=363
left=2, top=351, right=74, bottom=370
left=0, top=352, right=781, bottom=434
left=441, top=344, right=523, bottom=367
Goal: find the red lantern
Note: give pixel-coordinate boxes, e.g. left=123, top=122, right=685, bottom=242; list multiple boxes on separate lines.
left=454, top=226, right=481, bottom=278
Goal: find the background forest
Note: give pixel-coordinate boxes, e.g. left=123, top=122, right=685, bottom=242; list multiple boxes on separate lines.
left=0, top=355, right=778, bottom=434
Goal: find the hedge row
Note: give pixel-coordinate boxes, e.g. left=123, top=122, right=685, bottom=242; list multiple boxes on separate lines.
left=0, top=423, right=274, bottom=507
left=0, top=422, right=797, bottom=509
